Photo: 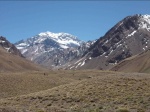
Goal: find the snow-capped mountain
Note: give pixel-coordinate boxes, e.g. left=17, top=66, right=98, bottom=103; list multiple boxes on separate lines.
left=15, top=31, right=94, bottom=68
left=16, top=31, right=81, bottom=51
left=68, top=14, right=150, bottom=70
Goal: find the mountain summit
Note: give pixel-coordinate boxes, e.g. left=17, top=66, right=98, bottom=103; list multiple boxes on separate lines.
left=16, top=31, right=81, bottom=50
left=68, top=14, right=150, bottom=70
left=15, top=32, right=91, bottom=68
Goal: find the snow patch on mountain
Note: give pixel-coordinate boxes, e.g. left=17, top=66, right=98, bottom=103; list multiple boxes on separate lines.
left=80, top=60, right=86, bottom=67
left=139, top=14, right=150, bottom=31
left=125, top=30, right=137, bottom=38
left=4, top=47, right=10, bottom=52
left=0, top=40, right=5, bottom=43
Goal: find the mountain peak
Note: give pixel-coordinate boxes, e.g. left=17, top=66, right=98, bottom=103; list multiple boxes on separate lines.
left=138, top=14, right=150, bottom=30
left=38, top=31, right=63, bottom=38
left=38, top=31, right=77, bottom=40
left=15, top=31, right=91, bottom=68
left=141, top=14, right=150, bottom=19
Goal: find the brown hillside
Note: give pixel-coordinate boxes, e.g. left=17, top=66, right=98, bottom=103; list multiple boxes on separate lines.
left=111, top=50, right=150, bottom=73
left=0, top=47, right=43, bottom=72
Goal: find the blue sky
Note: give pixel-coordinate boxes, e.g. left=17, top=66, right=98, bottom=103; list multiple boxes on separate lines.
left=0, top=1, right=150, bottom=43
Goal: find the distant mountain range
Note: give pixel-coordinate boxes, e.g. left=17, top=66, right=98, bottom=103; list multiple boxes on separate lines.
left=14, top=14, right=150, bottom=71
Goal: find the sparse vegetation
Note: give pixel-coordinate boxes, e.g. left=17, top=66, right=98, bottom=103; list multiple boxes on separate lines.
left=0, top=70, right=150, bottom=112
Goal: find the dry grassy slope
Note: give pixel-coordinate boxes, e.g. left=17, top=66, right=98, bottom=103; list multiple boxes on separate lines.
left=0, top=71, right=150, bottom=112
left=0, top=47, right=43, bottom=72
left=0, top=70, right=113, bottom=99
left=0, top=71, right=73, bottom=99
left=111, top=50, right=150, bottom=73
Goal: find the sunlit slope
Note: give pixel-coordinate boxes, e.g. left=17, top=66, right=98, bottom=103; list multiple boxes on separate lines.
left=111, top=50, right=150, bottom=73
left=0, top=47, right=42, bottom=72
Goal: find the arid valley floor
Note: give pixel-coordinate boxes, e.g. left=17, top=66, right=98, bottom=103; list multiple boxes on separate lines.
left=0, top=70, right=150, bottom=112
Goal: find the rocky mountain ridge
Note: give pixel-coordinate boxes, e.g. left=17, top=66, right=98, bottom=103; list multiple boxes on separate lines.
left=68, top=14, right=150, bottom=70
left=0, top=36, right=23, bottom=57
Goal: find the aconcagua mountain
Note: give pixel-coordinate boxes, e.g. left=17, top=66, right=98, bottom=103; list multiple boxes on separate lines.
left=15, top=32, right=93, bottom=68
left=68, top=14, right=150, bottom=70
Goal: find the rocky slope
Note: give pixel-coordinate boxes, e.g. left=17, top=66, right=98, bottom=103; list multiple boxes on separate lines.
left=0, top=36, right=23, bottom=57
left=69, top=14, right=150, bottom=70
left=15, top=32, right=94, bottom=68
